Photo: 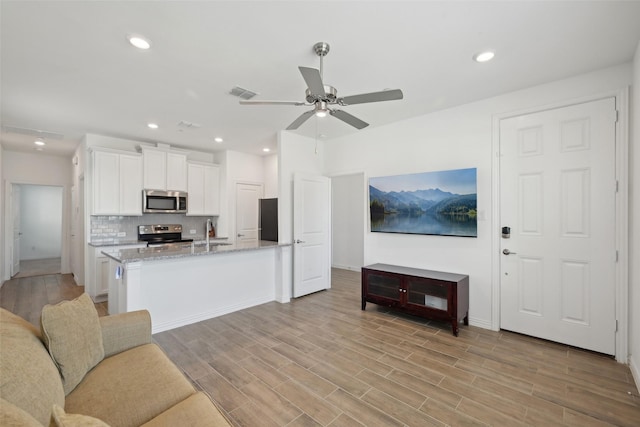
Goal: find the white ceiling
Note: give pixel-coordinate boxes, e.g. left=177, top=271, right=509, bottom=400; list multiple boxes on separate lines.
left=2, top=1, right=640, bottom=157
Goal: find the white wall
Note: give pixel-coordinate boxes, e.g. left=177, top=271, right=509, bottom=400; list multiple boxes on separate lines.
left=324, top=63, right=632, bottom=330
left=263, top=154, right=278, bottom=199
left=332, top=173, right=365, bottom=271
left=278, top=132, right=325, bottom=244
left=629, top=41, right=640, bottom=389
left=0, top=144, right=4, bottom=285
left=276, top=132, right=325, bottom=302
left=2, top=151, right=73, bottom=278
left=220, top=150, right=265, bottom=240
left=19, top=185, right=63, bottom=260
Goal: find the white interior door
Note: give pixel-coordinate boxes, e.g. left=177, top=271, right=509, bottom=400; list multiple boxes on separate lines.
left=11, top=184, right=21, bottom=276
left=235, top=182, right=262, bottom=242
left=293, top=173, right=331, bottom=298
left=500, top=97, right=617, bottom=355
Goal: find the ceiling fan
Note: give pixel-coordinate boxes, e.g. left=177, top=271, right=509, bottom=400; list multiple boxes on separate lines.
left=239, top=42, right=404, bottom=130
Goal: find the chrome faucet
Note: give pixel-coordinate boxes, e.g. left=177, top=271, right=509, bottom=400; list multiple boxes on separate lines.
left=206, top=218, right=212, bottom=250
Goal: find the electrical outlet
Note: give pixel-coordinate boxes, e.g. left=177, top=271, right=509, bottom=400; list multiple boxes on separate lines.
left=117, top=232, right=126, bottom=237
left=189, top=229, right=196, bottom=234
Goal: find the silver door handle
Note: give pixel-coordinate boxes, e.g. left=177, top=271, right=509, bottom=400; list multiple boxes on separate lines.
left=295, top=239, right=305, bottom=244
left=503, top=249, right=517, bottom=255
left=237, top=233, right=244, bottom=237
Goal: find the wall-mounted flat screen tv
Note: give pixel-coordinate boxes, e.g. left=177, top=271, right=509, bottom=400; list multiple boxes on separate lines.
left=369, top=168, right=477, bottom=237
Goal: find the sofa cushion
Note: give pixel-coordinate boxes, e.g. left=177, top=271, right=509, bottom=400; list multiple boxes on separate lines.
left=141, top=392, right=232, bottom=427
left=0, top=398, right=42, bottom=427
left=41, top=293, right=105, bottom=395
left=65, top=343, right=195, bottom=427
left=51, top=404, right=110, bottom=427
left=0, top=309, right=65, bottom=425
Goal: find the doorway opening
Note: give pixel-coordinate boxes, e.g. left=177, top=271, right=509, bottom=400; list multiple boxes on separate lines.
left=11, top=184, right=64, bottom=278
left=331, top=173, right=365, bottom=271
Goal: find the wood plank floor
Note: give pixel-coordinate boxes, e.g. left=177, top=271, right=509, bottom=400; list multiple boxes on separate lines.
left=13, top=257, right=62, bottom=279
left=2, top=269, right=639, bottom=426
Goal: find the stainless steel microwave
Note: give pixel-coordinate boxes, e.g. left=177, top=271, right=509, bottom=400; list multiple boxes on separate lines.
left=143, top=190, right=188, bottom=213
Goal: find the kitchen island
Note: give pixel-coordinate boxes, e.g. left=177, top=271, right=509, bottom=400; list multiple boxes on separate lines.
left=104, top=240, right=291, bottom=333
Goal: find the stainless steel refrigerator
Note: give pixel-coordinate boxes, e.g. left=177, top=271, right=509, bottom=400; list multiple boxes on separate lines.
left=259, top=198, right=278, bottom=242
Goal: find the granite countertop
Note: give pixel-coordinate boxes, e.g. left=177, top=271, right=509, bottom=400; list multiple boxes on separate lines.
left=103, top=240, right=289, bottom=264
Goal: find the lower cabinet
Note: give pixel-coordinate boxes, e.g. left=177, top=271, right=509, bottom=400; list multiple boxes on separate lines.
left=95, top=255, right=110, bottom=300
left=362, top=263, right=469, bottom=336
left=88, top=245, right=145, bottom=303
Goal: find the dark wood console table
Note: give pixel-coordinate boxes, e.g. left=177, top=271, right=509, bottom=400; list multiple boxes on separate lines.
left=361, top=263, right=469, bottom=336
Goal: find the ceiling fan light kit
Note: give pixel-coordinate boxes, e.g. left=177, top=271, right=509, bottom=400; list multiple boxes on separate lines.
left=240, top=42, right=404, bottom=131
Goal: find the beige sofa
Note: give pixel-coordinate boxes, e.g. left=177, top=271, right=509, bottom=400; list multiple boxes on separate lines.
left=0, top=295, right=232, bottom=427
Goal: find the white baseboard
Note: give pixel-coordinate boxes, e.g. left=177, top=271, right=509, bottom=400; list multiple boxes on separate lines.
left=468, top=316, right=494, bottom=331
left=331, top=263, right=361, bottom=272
left=630, top=355, right=640, bottom=394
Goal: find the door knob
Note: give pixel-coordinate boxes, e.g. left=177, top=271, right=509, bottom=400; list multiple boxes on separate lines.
left=237, top=233, right=245, bottom=237
left=295, top=239, right=305, bottom=244
left=503, top=249, right=517, bottom=255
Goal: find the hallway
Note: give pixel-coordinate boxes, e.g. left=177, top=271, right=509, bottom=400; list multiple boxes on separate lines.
left=12, top=257, right=61, bottom=279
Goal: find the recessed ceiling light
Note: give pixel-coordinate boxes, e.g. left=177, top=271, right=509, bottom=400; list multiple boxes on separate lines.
left=473, top=51, right=495, bottom=63
left=127, top=34, right=151, bottom=50
left=263, top=148, right=270, bottom=152
left=34, top=138, right=45, bottom=146
left=147, top=123, right=159, bottom=129
left=214, top=137, right=223, bottom=143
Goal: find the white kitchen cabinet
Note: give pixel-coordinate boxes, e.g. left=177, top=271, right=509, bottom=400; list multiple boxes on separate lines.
left=119, top=153, right=143, bottom=215
left=142, top=147, right=187, bottom=191
left=142, top=148, right=166, bottom=190
left=89, top=244, right=146, bottom=303
left=92, top=149, right=142, bottom=215
left=166, top=152, right=188, bottom=191
left=95, top=255, right=110, bottom=299
left=187, top=161, right=220, bottom=216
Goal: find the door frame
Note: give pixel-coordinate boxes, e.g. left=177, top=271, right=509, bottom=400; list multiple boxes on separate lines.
left=3, top=180, right=70, bottom=281
left=328, top=171, right=366, bottom=271
left=491, top=88, right=629, bottom=362
left=234, top=180, right=263, bottom=241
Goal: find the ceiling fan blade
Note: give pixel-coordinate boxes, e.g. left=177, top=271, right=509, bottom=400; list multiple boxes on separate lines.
left=240, top=100, right=305, bottom=106
left=338, top=89, right=403, bottom=106
left=286, top=110, right=315, bottom=130
left=298, top=66, right=326, bottom=98
left=330, top=110, right=369, bottom=130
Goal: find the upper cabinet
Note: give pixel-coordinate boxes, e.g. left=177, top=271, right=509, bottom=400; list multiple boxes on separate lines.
left=187, top=161, right=220, bottom=216
left=92, top=149, right=142, bottom=215
left=142, top=147, right=187, bottom=191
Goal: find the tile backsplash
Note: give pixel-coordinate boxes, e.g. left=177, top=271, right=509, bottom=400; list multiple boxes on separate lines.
left=90, top=214, right=217, bottom=244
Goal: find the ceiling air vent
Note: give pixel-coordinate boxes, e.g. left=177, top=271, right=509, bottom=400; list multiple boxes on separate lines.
left=229, top=86, right=258, bottom=100
left=177, top=120, right=201, bottom=129
left=2, top=125, right=64, bottom=140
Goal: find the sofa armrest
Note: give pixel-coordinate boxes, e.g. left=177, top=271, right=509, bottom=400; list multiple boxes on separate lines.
left=100, top=310, right=152, bottom=358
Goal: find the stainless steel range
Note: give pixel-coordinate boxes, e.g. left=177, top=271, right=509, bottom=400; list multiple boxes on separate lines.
left=138, top=224, right=194, bottom=248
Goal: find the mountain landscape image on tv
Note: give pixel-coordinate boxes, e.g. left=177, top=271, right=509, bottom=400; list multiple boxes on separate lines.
left=369, top=168, right=477, bottom=237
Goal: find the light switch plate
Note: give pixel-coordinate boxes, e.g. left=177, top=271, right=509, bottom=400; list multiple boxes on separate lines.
left=189, top=229, right=196, bottom=234
left=117, top=232, right=126, bottom=237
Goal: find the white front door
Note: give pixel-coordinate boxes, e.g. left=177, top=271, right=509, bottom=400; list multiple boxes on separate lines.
left=293, top=173, right=331, bottom=298
left=500, top=97, right=617, bottom=355
left=11, top=184, right=21, bottom=276
left=235, top=182, right=262, bottom=242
